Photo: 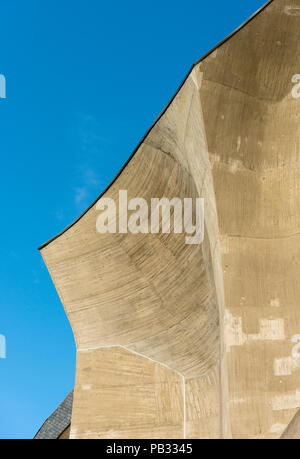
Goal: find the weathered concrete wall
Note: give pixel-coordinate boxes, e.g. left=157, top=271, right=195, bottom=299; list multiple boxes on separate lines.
left=40, top=0, right=300, bottom=439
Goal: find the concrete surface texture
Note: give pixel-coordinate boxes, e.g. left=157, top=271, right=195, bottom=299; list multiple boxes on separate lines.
left=39, top=0, right=300, bottom=439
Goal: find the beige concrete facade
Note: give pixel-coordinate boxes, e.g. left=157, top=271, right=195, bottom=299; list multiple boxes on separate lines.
left=40, top=0, right=300, bottom=438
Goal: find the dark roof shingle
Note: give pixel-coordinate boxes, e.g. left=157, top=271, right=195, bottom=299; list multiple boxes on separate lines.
left=34, top=390, right=73, bottom=439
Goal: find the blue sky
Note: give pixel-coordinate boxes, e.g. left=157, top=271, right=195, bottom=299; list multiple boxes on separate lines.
left=0, top=0, right=267, bottom=439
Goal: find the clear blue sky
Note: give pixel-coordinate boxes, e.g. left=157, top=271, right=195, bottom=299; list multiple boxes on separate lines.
left=0, top=0, right=267, bottom=439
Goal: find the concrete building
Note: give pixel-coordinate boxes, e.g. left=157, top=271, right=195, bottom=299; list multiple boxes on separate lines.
left=37, top=0, right=300, bottom=439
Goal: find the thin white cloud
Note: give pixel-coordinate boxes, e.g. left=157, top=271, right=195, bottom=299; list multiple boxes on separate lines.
left=74, top=186, right=88, bottom=207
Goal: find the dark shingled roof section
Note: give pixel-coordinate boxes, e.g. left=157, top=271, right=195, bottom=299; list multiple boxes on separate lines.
left=34, top=390, right=73, bottom=439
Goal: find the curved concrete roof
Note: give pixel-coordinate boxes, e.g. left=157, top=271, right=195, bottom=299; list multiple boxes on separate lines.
left=39, top=0, right=300, bottom=439
left=38, top=0, right=274, bottom=251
